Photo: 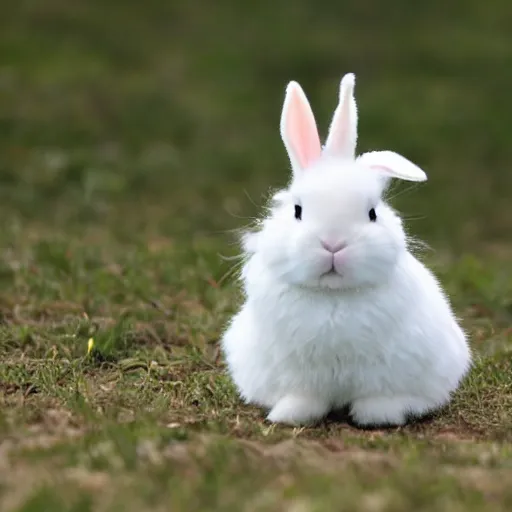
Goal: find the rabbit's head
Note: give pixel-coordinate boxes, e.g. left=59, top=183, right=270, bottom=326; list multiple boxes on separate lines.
left=244, top=74, right=427, bottom=291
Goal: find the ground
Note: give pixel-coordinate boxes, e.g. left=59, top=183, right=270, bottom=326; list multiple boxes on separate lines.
left=1, top=1, right=512, bottom=510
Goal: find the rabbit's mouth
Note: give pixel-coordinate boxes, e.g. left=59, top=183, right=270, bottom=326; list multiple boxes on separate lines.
left=320, top=267, right=342, bottom=279
left=315, top=258, right=346, bottom=287
left=316, top=270, right=346, bottom=290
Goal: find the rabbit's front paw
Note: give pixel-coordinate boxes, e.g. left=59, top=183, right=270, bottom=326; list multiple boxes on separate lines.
left=267, top=395, right=329, bottom=426
left=350, top=395, right=434, bottom=428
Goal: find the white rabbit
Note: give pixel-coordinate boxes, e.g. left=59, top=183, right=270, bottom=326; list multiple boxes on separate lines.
left=221, top=73, right=471, bottom=427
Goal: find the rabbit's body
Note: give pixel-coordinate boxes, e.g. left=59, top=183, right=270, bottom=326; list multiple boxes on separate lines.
left=223, top=248, right=468, bottom=426
left=221, top=74, right=471, bottom=426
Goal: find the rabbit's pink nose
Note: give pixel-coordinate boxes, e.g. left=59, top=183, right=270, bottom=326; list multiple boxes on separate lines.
left=320, top=240, right=346, bottom=253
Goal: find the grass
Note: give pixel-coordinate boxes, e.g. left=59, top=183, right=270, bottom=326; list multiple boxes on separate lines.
left=1, top=0, right=512, bottom=510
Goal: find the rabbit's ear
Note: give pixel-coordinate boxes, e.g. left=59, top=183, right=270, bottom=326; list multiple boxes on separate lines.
left=324, top=73, right=358, bottom=159
left=357, top=151, right=427, bottom=182
left=280, top=81, right=322, bottom=174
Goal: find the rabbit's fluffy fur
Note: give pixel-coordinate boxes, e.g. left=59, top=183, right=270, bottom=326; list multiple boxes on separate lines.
left=221, top=74, right=471, bottom=427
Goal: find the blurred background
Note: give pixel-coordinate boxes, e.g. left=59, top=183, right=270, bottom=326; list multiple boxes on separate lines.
left=0, top=0, right=511, bottom=256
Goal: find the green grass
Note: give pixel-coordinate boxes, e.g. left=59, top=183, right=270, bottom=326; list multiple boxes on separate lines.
left=1, top=0, right=512, bottom=510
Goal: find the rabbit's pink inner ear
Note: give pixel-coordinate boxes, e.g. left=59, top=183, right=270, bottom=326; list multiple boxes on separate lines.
left=368, top=164, right=392, bottom=174
left=282, top=84, right=321, bottom=170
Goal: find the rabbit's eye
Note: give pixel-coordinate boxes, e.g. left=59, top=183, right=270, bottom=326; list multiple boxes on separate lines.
left=368, top=208, right=377, bottom=222
left=294, top=204, right=302, bottom=221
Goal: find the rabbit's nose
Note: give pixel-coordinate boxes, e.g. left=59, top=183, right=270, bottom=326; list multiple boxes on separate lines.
left=320, top=240, right=346, bottom=254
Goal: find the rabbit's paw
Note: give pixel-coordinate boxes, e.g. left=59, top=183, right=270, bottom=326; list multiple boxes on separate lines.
left=267, top=395, right=329, bottom=426
left=350, top=395, right=433, bottom=428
